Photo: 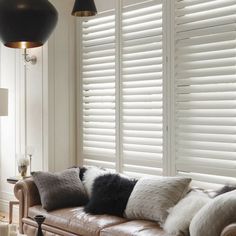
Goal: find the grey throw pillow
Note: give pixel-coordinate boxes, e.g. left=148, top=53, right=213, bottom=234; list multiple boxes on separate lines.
left=190, top=190, right=236, bottom=236
left=125, top=176, right=191, bottom=224
left=32, top=169, right=88, bottom=211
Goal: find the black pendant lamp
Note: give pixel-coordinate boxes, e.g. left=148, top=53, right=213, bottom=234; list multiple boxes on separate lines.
left=72, top=0, right=97, bottom=17
left=0, top=0, right=58, bottom=49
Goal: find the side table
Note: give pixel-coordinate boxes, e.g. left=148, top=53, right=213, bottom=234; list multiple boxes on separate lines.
left=7, top=176, right=21, bottom=224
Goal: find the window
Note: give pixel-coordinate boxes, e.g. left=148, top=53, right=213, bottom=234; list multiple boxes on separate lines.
left=80, top=0, right=164, bottom=176
left=175, top=0, right=236, bottom=185
left=79, top=0, right=236, bottom=185
left=81, top=10, right=116, bottom=169
left=121, top=0, right=164, bottom=176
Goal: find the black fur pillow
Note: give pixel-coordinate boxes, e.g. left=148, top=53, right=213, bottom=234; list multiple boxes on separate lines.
left=84, top=173, right=137, bottom=217
left=69, top=166, right=87, bottom=181
left=214, top=185, right=236, bottom=197
left=79, top=167, right=88, bottom=181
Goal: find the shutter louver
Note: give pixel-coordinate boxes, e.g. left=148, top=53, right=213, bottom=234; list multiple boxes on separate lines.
left=82, top=11, right=116, bottom=169
left=121, top=0, right=163, bottom=176
left=175, top=0, right=236, bottom=184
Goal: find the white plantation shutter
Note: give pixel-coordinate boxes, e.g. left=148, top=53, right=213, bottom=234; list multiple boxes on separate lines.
left=81, top=0, right=164, bottom=175
left=121, top=0, right=163, bottom=176
left=82, top=11, right=116, bottom=169
left=175, top=0, right=236, bottom=184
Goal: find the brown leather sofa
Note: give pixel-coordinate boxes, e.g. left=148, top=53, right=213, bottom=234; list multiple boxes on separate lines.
left=14, top=178, right=236, bottom=236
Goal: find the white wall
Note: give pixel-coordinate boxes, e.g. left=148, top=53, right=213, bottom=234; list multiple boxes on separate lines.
left=0, top=0, right=76, bottom=212
left=0, top=47, right=24, bottom=211
left=45, top=0, right=76, bottom=172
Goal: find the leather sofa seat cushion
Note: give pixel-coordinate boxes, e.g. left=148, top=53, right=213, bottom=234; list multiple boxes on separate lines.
left=100, top=220, right=167, bottom=236
left=23, top=221, right=78, bottom=236
left=28, top=205, right=127, bottom=236
left=23, top=224, right=56, bottom=236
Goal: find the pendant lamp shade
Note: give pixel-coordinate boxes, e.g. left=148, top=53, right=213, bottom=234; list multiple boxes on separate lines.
left=0, top=0, right=58, bottom=49
left=72, top=0, right=97, bottom=17
left=0, top=88, right=8, bottom=116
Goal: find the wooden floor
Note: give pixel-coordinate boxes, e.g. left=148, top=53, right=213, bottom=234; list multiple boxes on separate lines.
left=0, top=212, right=18, bottom=224
left=0, top=212, right=8, bottom=222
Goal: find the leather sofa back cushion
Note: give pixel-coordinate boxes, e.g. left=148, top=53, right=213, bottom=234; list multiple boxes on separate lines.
left=125, top=176, right=191, bottom=224
left=32, top=169, right=88, bottom=211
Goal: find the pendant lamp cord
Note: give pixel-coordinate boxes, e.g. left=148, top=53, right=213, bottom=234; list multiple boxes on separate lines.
left=24, top=58, right=28, bottom=162
left=22, top=48, right=36, bottom=175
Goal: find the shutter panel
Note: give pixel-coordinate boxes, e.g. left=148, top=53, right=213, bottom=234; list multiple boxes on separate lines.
left=121, top=0, right=163, bottom=176
left=82, top=11, right=116, bottom=169
left=175, top=0, right=236, bottom=184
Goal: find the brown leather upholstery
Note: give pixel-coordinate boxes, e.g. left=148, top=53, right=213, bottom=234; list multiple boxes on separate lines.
left=14, top=178, right=41, bottom=232
left=23, top=225, right=57, bottom=236
left=14, top=176, right=235, bottom=236
left=14, top=178, right=41, bottom=211
left=100, top=220, right=167, bottom=236
left=23, top=218, right=79, bottom=236
left=28, top=205, right=127, bottom=236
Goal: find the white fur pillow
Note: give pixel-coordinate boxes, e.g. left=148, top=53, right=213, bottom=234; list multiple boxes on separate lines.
left=82, top=166, right=109, bottom=197
left=164, top=190, right=210, bottom=236
left=190, top=190, right=236, bottom=236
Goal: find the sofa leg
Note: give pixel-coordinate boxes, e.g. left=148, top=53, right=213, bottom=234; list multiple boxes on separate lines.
left=9, top=201, right=19, bottom=224
left=18, top=190, right=24, bottom=233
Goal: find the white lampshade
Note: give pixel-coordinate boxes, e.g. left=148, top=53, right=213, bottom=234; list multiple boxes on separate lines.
left=0, top=88, right=8, bottom=116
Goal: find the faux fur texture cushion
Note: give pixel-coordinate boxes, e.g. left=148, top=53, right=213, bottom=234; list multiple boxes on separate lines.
left=84, top=173, right=137, bottom=217
left=32, top=169, right=88, bottom=211
left=214, top=185, right=236, bottom=197
left=82, top=166, right=109, bottom=197
left=69, top=166, right=87, bottom=181
left=190, top=190, right=236, bottom=236
left=125, top=176, right=191, bottom=224
left=79, top=167, right=88, bottom=180
left=164, top=190, right=210, bottom=236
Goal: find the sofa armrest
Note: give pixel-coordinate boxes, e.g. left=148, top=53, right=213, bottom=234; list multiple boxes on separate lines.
left=14, top=178, right=41, bottom=233
left=221, top=223, right=236, bottom=236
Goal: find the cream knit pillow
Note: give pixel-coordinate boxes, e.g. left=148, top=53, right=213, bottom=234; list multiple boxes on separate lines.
left=125, top=176, right=191, bottom=224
